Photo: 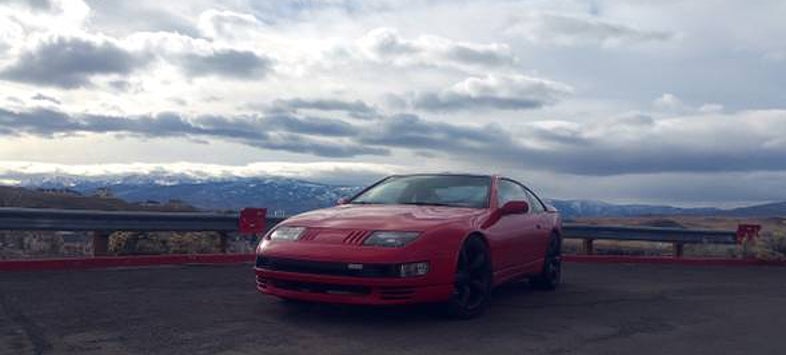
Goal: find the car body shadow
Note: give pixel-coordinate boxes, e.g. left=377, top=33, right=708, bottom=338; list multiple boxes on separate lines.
left=261, top=280, right=545, bottom=323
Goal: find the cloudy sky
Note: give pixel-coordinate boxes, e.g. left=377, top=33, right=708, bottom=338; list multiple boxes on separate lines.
left=1, top=0, right=785, bottom=207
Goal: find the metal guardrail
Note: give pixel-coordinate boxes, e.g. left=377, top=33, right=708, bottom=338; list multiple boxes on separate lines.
left=562, top=223, right=758, bottom=257
left=0, top=207, right=288, bottom=232
left=0, top=207, right=240, bottom=232
left=0, top=207, right=758, bottom=258
left=0, top=207, right=286, bottom=256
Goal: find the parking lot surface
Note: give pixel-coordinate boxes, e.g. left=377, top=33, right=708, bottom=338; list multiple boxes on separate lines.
left=2, top=262, right=785, bottom=354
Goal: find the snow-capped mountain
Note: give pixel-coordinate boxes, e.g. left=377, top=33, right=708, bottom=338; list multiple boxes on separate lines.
left=9, top=173, right=785, bottom=217
left=545, top=200, right=720, bottom=218
left=18, top=174, right=361, bottom=215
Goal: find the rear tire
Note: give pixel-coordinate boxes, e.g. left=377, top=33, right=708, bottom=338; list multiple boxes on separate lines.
left=444, top=236, right=492, bottom=319
left=530, top=233, right=562, bottom=291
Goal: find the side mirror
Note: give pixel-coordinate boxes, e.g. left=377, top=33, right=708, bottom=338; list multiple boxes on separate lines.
left=336, top=197, right=350, bottom=205
left=500, top=200, right=529, bottom=215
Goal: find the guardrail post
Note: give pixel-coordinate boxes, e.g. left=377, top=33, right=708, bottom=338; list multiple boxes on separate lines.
left=219, top=232, right=229, bottom=253
left=583, top=239, right=594, bottom=255
left=674, top=242, right=684, bottom=258
left=92, top=231, right=110, bottom=256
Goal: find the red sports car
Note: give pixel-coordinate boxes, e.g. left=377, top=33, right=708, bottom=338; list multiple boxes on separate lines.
left=254, top=173, right=562, bottom=318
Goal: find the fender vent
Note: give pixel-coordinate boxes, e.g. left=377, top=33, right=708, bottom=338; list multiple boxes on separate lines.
left=299, top=229, right=319, bottom=241
left=343, top=230, right=369, bottom=245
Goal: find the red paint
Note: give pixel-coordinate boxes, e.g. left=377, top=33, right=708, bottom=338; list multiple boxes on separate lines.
left=563, top=255, right=786, bottom=267
left=254, top=175, right=561, bottom=305
left=239, top=208, right=267, bottom=235
left=736, top=224, right=762, bottom=243
left=255, top=268, right=454, bottom=305
left=0, top=254, right=255, bottom=272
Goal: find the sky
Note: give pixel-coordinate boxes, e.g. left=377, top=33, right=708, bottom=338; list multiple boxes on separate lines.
left=1, top=0, right=785, bottom=207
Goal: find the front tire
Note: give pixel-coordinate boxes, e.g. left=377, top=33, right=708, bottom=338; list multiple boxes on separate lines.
left=530, top=233, right=562, bottom=290
left=444, top=236, right=492, bottom=319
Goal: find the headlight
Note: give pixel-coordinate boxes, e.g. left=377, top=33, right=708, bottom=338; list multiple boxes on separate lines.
left=267, top=226, right=306, bottom=241
left=363, top=231, right=420, bottom=247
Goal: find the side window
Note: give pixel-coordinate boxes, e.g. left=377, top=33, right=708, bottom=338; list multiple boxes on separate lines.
left=525, top=190, right=545, bottom=213
left=497, top=180, right=529, bottom=207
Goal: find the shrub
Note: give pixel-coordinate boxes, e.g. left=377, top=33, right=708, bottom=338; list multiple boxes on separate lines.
left=755, top=231, right=786, bottom=261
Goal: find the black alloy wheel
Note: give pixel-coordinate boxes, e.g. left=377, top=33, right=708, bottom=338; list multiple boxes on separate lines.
left=445, top=236, right=492, bottom=319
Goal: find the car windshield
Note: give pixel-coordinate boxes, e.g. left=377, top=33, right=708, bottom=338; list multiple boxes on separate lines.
left=350, top=175, right=491, bottom=208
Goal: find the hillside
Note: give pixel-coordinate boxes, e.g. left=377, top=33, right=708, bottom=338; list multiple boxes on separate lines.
left=0, top=185, right=197, bottom=212
left=719, top=201, right=786, bottom=218
left=20, top=175, right=360, bottom=215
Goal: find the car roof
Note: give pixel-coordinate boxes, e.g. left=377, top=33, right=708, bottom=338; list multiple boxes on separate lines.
left=387, top=173, right=495, bottom=179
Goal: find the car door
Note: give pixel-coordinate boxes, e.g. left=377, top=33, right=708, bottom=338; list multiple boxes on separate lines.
left=523, top=187, right=552, bottom=263
left=493, top=179, right=543, bottom=272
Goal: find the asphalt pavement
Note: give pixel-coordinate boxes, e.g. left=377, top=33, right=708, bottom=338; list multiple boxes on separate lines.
left=2, top=262, right=785, bottom=354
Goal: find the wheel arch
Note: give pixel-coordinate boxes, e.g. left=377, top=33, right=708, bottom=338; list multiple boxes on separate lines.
left=453, top=231, right=492, bottom=270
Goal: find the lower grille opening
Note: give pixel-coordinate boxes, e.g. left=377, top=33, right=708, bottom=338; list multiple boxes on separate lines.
left=379, top=287, right=416, bottom=300
left=272, top=280, right=371, bottom=296
left=257, top=256, right=400, bottom=278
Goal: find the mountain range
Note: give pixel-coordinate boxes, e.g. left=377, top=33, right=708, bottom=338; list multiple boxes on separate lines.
left=9, top=174, right=786, bottom=218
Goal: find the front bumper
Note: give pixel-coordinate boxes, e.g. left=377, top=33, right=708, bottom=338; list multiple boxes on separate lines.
left=254, top=254, right=454, bottom=305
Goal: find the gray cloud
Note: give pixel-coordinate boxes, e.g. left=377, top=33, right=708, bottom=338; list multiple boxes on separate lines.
left=4, top=105, right=786, bottom=175
left=507, top=12, right=674, bottom=47
left=357, top=28, right=516, bottom=69
left=406, top=74, right=573, bottom=112
left=250, top=133, right=388, bottom=157
left=0, top=108, right=385, bottom=158
left=358, top=113, right=512, bottom=150
left=264, top=114, right=360, bottom=136
left=412, top=92, right=544, bottom=111
left=4, top=0, right=56, bottom=11
left=356, top=110, right=786, bottom=176
left=179, top=49, right=272, bottom=78
left=31, top=93, right=61, bottom=105
left=271, top=98, right=380, bottom=119
left=0, top=35, right=149, bottom=88
left=85, top=1, right=201, bottom=37
left=443, top=43, right=514, bottom=67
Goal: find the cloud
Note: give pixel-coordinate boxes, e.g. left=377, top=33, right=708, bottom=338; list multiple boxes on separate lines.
left=357, top=113, right=514, bottom=154
left=356, top=27, right=516, bottom=69
left=263, top=113, right=360, bottom=136
left=506, top=12, right=674, bottom=48
left=652, top=93, right=685, bottom=111
left=179, top=48, right=273, bottom=78
left=405, top=74, right=573, bottom=111
left=121, top=31, right=275, bottom=79
left=248, top=133, right=388, bottom=157
left=31, top=93, right=61, bottom=105
left=7, top=104, right=786, bottom=175
left=198, top=9, right=263, bottom=40
left=270, top=98, right=380, bottom=119
left=653, top=93, right=725, bottom=114
left=0, top=34, right=149, bottom=88
left=0, top=107, right=386, bottom=157
left=356, top=110, right=786, bottom=176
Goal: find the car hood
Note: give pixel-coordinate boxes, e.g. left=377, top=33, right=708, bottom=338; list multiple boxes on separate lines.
left=281, top=204, right=486, bottom=231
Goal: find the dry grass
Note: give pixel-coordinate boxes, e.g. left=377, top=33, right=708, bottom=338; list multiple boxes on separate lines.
left=109, top=231, right=223, bottom=255
left=566, top=216, right=786, bottom=258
